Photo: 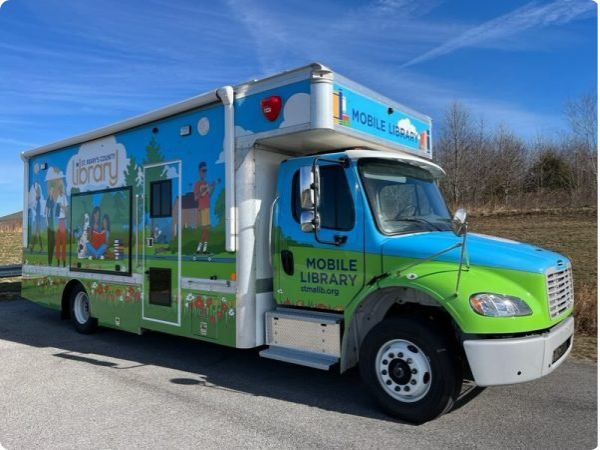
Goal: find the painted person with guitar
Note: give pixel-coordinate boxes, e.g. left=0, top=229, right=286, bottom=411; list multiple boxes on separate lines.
left=194, top=161, right=220, bottom=254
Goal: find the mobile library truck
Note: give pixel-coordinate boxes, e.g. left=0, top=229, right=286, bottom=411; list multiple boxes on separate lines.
left=22, top=63, right=574, bottom=423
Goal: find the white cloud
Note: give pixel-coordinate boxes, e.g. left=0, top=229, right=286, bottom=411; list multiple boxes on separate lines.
left=215, top=151, right=225, bottom=165
left=45, top=166, right=65, bottom=182
left=397, top=118, right=417, bottom=135
left=402, top=0, right=596, bottom=67
left=66, top=136, right=128, bottom=194
left=234, top=125, right=254, bottom=137
left=160, top=165, right=178, bottom=179
left=280, top=93, right=310, bottom=128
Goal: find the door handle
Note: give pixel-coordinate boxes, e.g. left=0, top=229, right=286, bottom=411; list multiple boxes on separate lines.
left=334, top=235, right=347, bottom=245
left=281, top=250, right=294, bottom=276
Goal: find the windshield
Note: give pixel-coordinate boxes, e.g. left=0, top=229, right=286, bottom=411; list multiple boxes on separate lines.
left=358, top=159, right=452, bottom=235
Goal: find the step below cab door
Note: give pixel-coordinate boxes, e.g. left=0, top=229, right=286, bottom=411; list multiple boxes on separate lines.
left=273, top=159, right=365, bottom=312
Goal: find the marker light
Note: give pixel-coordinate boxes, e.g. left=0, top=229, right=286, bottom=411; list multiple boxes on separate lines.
left=469, top=293, right=532, bottom=317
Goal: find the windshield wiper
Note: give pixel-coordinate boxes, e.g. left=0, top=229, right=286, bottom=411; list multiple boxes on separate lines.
left=394, top=217, right=444, bottom=231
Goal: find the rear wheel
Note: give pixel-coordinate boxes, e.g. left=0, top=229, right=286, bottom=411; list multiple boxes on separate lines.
left=359, top=316, right=461, bottom=424
left=70, top=285, right=97, bottom=334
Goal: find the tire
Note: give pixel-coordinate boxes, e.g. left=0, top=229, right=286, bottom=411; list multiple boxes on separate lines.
left=359, top=316, right=461, bottom=424
left=69, top=284, right=98, bottom=334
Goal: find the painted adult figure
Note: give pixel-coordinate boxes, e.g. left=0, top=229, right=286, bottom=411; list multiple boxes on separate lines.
left=193, top=162, right=218, bottom=254
left=54, top=182, right=68, bottom=267
left=86, top=207, right=108, bottom=259
left=31, top=184, right=43, bottom=252
left=45, top=185, right=55, bottom=265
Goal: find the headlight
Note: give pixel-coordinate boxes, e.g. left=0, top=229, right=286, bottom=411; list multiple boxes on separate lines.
left=469, top=293, right=532, bottom=317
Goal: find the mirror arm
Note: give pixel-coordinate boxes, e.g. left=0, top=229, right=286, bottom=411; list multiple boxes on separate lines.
left=309, top=157, right=350, bottom=246
left=454, top=228, right=468, bottom=295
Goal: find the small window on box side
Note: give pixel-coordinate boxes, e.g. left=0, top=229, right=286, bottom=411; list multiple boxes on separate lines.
left=150, top=180, right=172, bottom=218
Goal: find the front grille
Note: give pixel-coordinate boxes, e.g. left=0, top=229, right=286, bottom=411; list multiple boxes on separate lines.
left=546, top=266, right=574, bottom=319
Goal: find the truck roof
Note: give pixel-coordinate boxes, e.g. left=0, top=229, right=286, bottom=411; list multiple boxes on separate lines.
left=343, top=149, right=444, bottom=178
left=21, top=62, right=433, bottom=161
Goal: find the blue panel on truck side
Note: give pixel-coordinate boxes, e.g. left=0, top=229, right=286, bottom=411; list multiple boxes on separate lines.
left=235, top=80, right=311, bottom=136
left=332, top=83, right=432, bottom=158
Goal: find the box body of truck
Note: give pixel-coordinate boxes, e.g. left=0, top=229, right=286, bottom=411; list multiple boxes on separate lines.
left=21, top=63, right=574, bottom=423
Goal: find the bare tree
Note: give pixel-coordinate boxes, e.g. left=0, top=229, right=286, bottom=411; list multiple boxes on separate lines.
left=435, top=91, right=596, bottom=212
left=435, top=102, right=474, bottom=207
left=563, top=91, right=597, bottom=205
left=488, top=125, right=527, bottom=208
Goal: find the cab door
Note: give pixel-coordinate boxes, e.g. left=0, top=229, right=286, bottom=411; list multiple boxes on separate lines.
left=142, top=161, right=181, bottom=326
left=273, top=159, right=365, bottom=312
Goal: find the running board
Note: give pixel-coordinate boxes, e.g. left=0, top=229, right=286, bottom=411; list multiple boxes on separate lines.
left=259, top=346, right=339, bottom=370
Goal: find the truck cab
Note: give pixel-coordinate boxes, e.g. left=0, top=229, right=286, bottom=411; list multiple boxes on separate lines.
left=265, top=148, right=574, bottom=423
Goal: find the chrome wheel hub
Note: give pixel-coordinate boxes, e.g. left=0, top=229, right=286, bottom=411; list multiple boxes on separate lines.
left=376, top=339, right=431, bottom=403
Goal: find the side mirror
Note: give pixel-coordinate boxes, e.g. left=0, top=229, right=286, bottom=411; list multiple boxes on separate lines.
left=452, top=208, right=468, bottom=237
left=300, top=211, right=318, bottom=232
left=299, top=166, right=316, bottom=210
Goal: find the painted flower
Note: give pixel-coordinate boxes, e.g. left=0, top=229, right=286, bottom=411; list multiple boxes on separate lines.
left=209, top=316, right=215, bottom=324
left=221, top=303, right=228, bottom=311
left=186, top=293, right=195, bottom=302
left=221, top=297, right=227, bottom=303
left=216, top=311, right=223, bottom=319
left=228, top=309, right=235, bottom=317
left=206, top=297, right=213, bottom=307
left=195, top=299, right=204, bottom=309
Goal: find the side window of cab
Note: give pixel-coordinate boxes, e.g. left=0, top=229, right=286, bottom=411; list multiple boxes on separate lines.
left=291, top=165, right=355, bottom=231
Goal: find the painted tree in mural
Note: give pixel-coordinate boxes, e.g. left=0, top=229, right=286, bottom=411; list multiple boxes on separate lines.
left=143, top=136, right=164, bottom=179
left=124, top=155, right=138, bottom=189
left=211, top=189, right=226, bottom=253
left=111, top=191, right=128, bottom=226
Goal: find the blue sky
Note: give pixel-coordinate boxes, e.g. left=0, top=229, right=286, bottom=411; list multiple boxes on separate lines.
left=0, top=0, right=596, bottom=216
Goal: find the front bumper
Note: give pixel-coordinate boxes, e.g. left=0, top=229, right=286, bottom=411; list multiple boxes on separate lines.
left=463, top=316, right=574, bottom=386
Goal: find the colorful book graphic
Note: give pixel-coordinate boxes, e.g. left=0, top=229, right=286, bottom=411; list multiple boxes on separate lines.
left=91, top=230, right=106, bottom=249
left=332, top=90, right=350, bottom=126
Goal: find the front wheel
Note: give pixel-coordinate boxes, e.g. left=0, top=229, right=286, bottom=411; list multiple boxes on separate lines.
left=70, top=285, right=98, bottom=334
left=359, top=316, right=461, bottom=424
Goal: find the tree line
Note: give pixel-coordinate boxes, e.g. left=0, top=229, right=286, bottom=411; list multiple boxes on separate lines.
left=434, top=92, right=597, bottom=212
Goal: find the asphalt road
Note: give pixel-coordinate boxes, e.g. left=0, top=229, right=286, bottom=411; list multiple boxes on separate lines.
left=0, top=299, right=597, bottom=450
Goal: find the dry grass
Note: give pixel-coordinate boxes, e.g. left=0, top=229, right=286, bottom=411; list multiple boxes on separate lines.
left=571, top=335, right=597, bottom=362
left=573, top=284, right=597, bottom=335
left=0, top=231, right=22, bottom=265
left=471, top=210, right=597, bottom=338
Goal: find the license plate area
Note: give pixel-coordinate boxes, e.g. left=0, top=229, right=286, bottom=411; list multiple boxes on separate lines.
left=552, top=337, right=571, bottom=364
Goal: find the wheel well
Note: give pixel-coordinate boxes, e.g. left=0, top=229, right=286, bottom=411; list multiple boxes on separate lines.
left=61, top=280, right=85, bottom=319
left=341, top=287, right=462, bottom=372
